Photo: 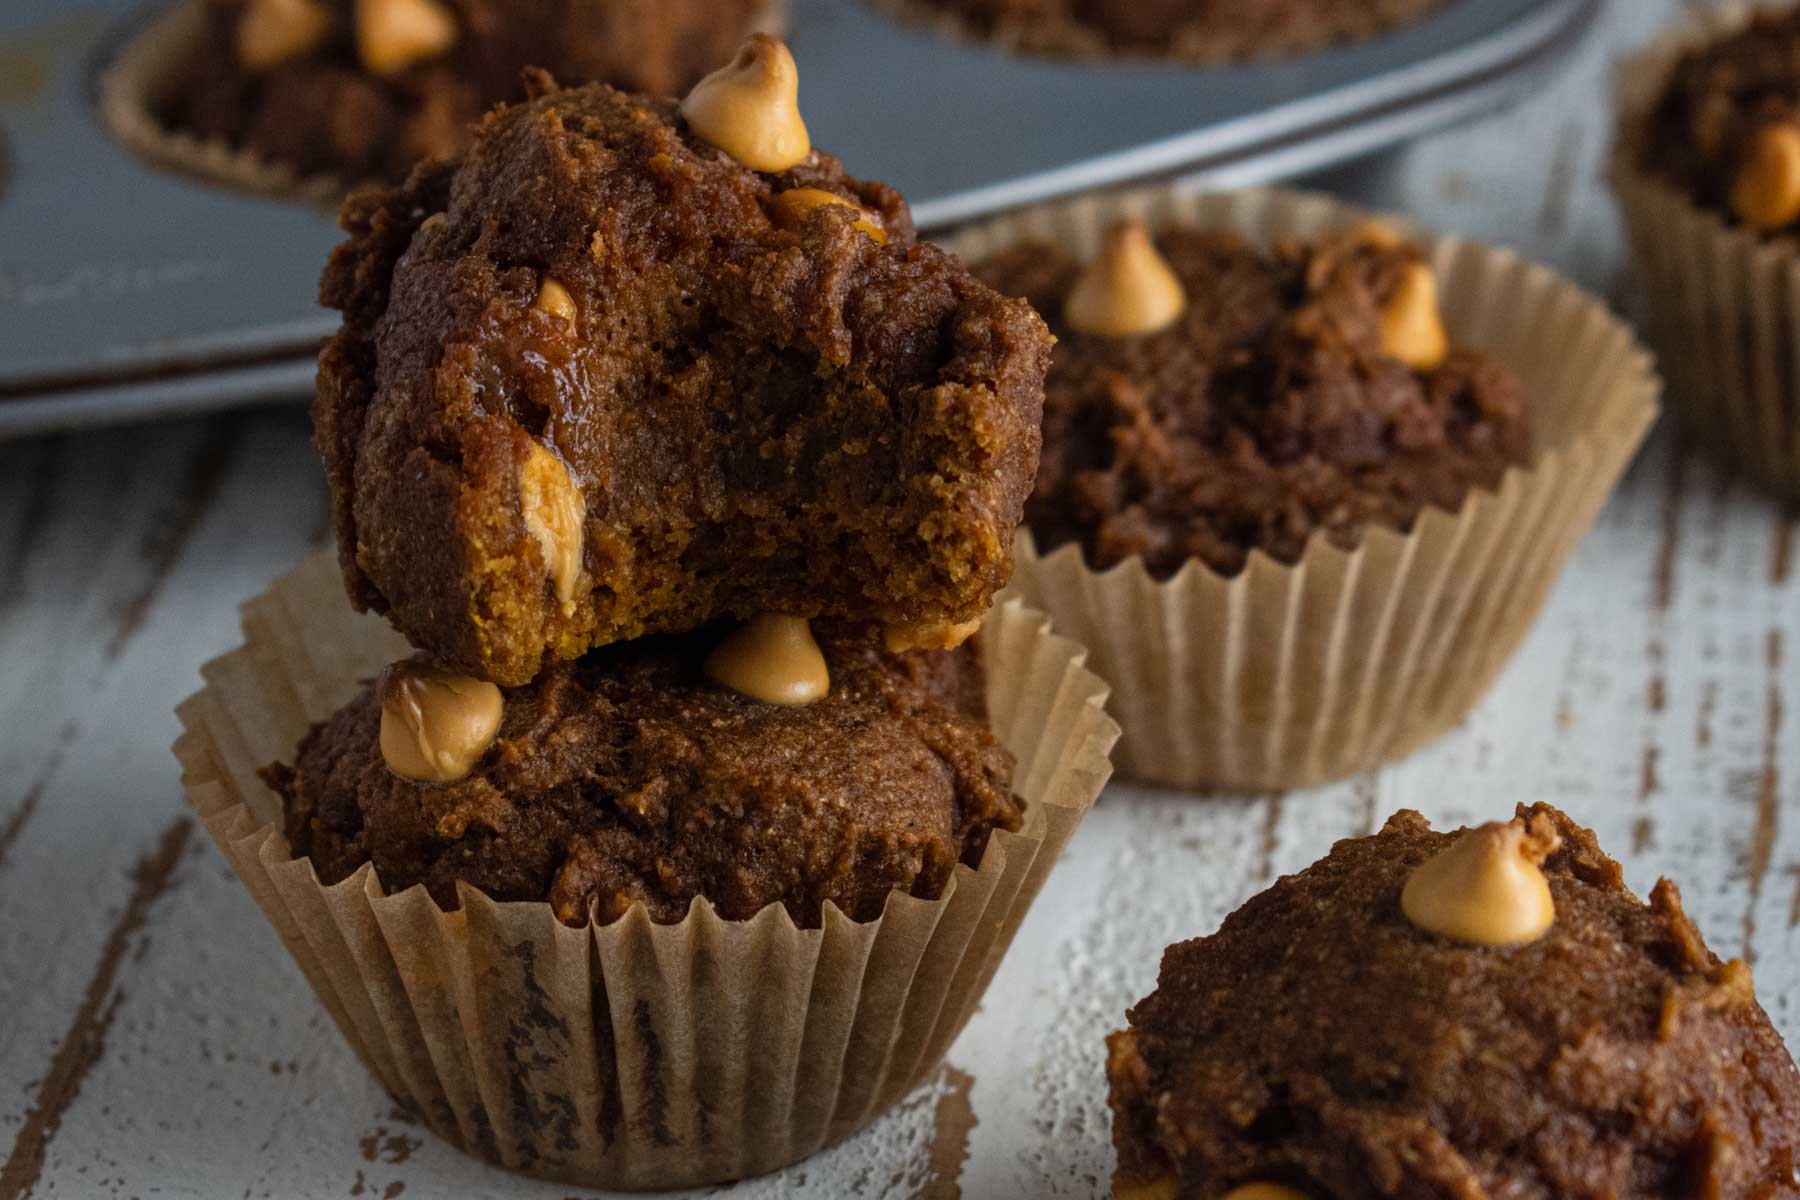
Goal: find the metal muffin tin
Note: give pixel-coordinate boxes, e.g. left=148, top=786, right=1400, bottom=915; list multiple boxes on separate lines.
left=0, top=0, right=1596, bottom=434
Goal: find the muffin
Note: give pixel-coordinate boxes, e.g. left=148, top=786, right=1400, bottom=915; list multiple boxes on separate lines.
left=946, top=187, right=1658, bottom=790
left=876, top=0, right=1445, bottom=65
left=972, top=222, right=1531, bottom=579
left=1613, top=5, right=1800, bottom=501
left=1108, top=804, right=1800, bottom=1198
left=317, top=52, right=1051, bottom=686
left=145, top=0, right=776, bottom=186
left=264, top=622, right=1023, bottom=928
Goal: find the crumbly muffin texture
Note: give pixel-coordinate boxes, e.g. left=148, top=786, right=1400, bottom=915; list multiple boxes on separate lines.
left=158, top=0, right=766, bottom=183
left=318, top=76, right=1049, bottom=685
left=890, top=0, right=1444, bottom=64
left=264, top=624, right=1021, bottom=928
left=1107, top=804, right=1800, bottom=1199
left=973, top=226, right=1529, bottom=579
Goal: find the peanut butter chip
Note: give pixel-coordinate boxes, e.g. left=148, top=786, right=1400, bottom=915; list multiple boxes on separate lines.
left=378, top=661, right=503, bottom=783
left=1380, top=261, right=1449, bottom=372
left=1066, top=220, right=1187, bottom=337
left=770, top=188, right=887, bottom=243
left=533, top=277, right=577, bottom=323
left=520, top=442, right=584, bottom=617
left=355, top=0, right=457, bottom=76
left=1401, top=816, right=1562, bottom=946
left=679, top=35, right=811, bottom=173
left=238, top=0, right=330, bottom=70
left=884, top=615, right=981, bottom=654
left=705, top=615, right=830, bottom=706
left=1731, top=122, right=1800, bottom=232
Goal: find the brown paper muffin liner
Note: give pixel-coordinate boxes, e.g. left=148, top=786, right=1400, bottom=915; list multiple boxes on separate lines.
left=1610, top=2, right=1800, bottom=501
left=941, top=186, right=1661, bottom=791
left=172, top=551, right=1117, bottom=1190
left=100, top=0, right=790, bottom=207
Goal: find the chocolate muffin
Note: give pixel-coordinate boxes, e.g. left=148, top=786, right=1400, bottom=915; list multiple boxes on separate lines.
left=886, top=0, right=1445, bottom=64
left=318, top=56, right=1050, bottom=685
left=156, top=0, right=771, bottom=184
left=1639, top=8, right=1800, bottom=236
left=264, top=622, right=1021, bottom=928
left=1108, top=804, right=1800, bottom=1199
left=971, top=222, right=1529, bottom=579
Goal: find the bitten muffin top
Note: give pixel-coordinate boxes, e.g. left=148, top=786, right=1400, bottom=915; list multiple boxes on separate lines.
left=971, top=224, right=1529, bottom=579
left=890, top=0, right=1444, bottom=64
left=264, top=624, right=1021, bottom=929
left=1107, top=804, right=1800, bottom=1199
left=1641, top=9, right=1800, bottom=236
left=158, top=0, right=766, bottom=184
left=317, top=67, right=1049, bottom=685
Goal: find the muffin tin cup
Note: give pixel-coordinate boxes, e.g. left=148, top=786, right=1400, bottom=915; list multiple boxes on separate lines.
left=99, top=0, right=790, bottom=207
left=943, top=185, right=1661, bottom=792
left=171, top=551, right=1117, bottom=1191
left=1609, top=1, right=1800, bottom=503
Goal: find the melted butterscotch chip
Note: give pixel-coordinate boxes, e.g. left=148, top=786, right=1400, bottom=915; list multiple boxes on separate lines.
left=1065, top=220, right=1187, bottom=337
left=679, top=35, right=810, bottom=173
left=1379, top=260, right=1449, bottom=371
left=1222, top=1186, right=1309, bottom=1200
left=1111, top=1180, right=1178, bottom=1200
left=705, top=614, right=829, bottom=705
left=1401, top=814, right=1560, bottom=946
left=884, top=615, right=981, bottom=654
left=377, top=661, right=503, bottom=783
left=355, top=0, right=458, bottom=76
left=237, top=0, right=330, bottom=71
left=1731, top=123, right=1800, bottom=232
left=770, top=188, right=887, bottom=243
left=533, top=277, right=577, bottom=323
left=520, top=442, right=584, bottom=617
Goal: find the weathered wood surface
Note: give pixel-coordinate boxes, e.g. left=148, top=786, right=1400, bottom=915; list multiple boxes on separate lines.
left=1, top=1, right=1795, bottom=1197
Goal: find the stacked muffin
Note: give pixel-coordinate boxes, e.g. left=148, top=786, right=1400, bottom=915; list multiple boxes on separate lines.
left=175, top=35, right=1120, bottom=1190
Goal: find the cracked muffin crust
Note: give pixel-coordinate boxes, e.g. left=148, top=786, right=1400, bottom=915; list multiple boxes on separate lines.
left=317, top=74, right=1050, bottom=684
left=971, top=225, right=1529, bottom=579
left=158, top=0, right=770, bottom=184
left=264, top=624, right=1021, bottom=928
left=1107, top=804, right=1800, bottom=1199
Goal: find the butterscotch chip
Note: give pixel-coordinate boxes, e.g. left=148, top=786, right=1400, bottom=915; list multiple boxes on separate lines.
left=355, top=0, right=458, bottom=77
left=1379, top=260, right=1449, bottom=371
left=1401, top=814, right=1559, bottom=946
left=770, top=188, right=887, bottom=243
left=1221, top=1186, right=1308, bottom=1200
left=1112, top=1180, right=1177, bottom=1200
left=1731, top=123, right=1800, bottom=232
left=705, top=615, right=830, bottom=705
left=520, top=442, right=585, bottom=617
left=884, top=615, right=981, bottom=655
left=679, top=34, right=811, bottom=173
left=533, top=277, right=577, bottom=323
left=237, top=0, right=330, bottom=71
left=376, top=660, right=502, bottom=783
left=1065, top=220, right=1186, bottom=337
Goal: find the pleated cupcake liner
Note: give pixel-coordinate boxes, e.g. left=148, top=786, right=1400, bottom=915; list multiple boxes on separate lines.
left=172, top=551, right=1118, bottom=1190
left=1610, top=1, right=1800, bottom=502
left=100, top=0, right=790, bottom=208
left=941, top=186, right=1661, bottom=791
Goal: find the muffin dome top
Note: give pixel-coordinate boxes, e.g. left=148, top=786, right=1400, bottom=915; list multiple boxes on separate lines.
left=1108, top=803, right=1800, bottom=1198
